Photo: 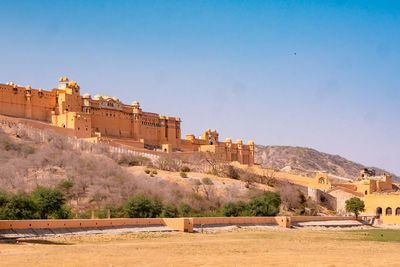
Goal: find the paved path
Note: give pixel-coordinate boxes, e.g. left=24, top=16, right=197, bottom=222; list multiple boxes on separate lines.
left=292, top=220, right=364, bottom=227
left=0, top=225, right=172, bottom=239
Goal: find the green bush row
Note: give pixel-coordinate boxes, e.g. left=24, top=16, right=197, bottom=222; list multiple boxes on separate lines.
left=222, top=191, right=281, bottom=217
left=0, top=187, right=72, bottom=220
left=0, top=186, right=281, bottom=219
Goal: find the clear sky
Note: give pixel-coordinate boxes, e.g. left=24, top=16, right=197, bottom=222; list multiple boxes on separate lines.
left=0, top=1, right=399, bottom=174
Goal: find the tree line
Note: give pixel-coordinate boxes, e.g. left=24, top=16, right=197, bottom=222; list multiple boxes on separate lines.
left=0, top=185, right=282, bottom=219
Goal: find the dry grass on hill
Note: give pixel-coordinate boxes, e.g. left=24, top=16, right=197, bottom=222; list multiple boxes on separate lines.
left=0, top=122, right=326, bottom=216
left=0, top=124, right=271, bottom=214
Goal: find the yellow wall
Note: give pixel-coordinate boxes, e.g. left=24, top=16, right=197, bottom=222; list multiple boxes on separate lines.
left=355, top=183, right=372, bottom=195
left=363, top=194, right=400, bottom=225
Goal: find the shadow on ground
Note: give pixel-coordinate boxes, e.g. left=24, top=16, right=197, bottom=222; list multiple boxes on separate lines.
left=0, top=238, right=73, bottom=245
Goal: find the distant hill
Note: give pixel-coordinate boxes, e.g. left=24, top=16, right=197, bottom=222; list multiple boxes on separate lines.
left=255, top=145, right=399, bottom=180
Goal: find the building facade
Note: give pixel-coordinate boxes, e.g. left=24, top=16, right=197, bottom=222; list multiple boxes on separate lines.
left=0, top=78, right=254, bottom=165
left=323, top=169, right=400, bottom=225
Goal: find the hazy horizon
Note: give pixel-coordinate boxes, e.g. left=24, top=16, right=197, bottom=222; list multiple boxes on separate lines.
left=0, top=1, right=399, bottom=174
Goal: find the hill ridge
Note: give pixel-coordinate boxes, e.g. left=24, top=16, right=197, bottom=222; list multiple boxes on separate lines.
left=254, top=145, right=398, bottom=180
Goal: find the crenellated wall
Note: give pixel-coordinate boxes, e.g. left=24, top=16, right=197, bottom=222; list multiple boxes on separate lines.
left=0, top=78, right=255, bottom=165
left=0, top=84, right=57, bottom=122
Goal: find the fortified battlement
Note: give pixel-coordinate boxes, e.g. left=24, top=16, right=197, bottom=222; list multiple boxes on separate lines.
left=0, top=77, right=254, bottom=165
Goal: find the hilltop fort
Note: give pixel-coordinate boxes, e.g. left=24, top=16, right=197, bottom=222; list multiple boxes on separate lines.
left=0, top=77, right=254, bottom=165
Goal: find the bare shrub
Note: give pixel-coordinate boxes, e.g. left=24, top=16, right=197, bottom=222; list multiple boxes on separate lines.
left=154, top=154, right=181, bottom=171
left=240, top=171, right=258, bottom=188
left=222, top=165, right=240, bottom=179
left=115, top=154, right=151, bottom=166
left=201, top=177, right=213, bottom=185
left=180, top=166, right=190, bottom=172
left=200, top=152, right=225, bottom=175
left=278, top=185, right=302, bottom=211
left=261, top=169, right=277, bottom=186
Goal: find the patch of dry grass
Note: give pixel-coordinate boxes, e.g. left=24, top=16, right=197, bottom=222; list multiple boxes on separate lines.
left=1, top=228, right=400, bottom=266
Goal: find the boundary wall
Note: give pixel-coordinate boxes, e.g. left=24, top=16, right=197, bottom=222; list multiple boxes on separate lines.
left=0, top=216, right=357, bottom=233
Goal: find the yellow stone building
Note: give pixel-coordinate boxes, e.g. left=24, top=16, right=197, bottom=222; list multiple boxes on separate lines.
left=324, top=169, right=400, bottom=225
left=0, top=78, right=254, bottom=165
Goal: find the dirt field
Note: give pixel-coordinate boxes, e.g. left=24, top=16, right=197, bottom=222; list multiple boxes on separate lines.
left=1, top=228, right=400, bottom=267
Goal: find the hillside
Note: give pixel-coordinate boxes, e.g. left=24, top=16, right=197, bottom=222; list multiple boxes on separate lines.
left=255, top=145, right=398, bottom=180
left=0, top=122, right=277, bottom=216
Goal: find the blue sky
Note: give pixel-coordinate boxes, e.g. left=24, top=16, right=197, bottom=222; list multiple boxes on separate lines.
left=0, top=1, right=399, bottom=174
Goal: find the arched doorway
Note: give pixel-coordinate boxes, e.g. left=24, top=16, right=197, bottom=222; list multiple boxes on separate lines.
left=318, top=177, right=325, bottom=184
left=376, top=207, right=382, bottom=217
left=396, top=208, right=400, bottom=216
left=386, top=207, right=392, bottom=216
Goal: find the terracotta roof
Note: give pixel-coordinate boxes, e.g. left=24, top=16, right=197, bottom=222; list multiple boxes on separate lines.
left=327, top=186, right=364, bottom=198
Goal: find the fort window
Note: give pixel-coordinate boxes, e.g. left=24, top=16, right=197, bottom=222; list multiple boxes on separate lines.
left=376, top=207, right=382, bottom=216
left=396, top=208, right=400, bottom=216
left=386, top=207, right=392, bottom=216
left=364, top=190, right=368, bottom=195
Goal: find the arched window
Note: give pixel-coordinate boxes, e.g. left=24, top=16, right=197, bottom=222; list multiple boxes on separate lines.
left=364, top=190, right=368, bottom=195
left=396, top=208, right=400, bottom=216
left=318, top=178, right=325, bottom=184
left=386, top=207, right=392, bottom=216
left=376, top=207, right=382, bottom=216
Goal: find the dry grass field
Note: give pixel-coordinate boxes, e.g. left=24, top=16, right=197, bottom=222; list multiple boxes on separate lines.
left=1, top=228, right=400, bottom=266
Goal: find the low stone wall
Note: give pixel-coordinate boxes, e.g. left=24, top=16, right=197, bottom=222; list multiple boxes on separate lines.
left=0, top=216, right=357, bottom=234
left=290, top=216, right=356, bottom=222
left=191, top=217, right=277, bottom=225
left=0, top=218, right=165, bottom=230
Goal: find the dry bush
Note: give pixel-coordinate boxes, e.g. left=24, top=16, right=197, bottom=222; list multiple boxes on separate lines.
left=277, top=185, right=302, bottom=211
left=221, top=165, right=240, bottom=179
left=154, top=154, right=181, bottom=171
left=261, top=169, right=277, bottom=186
left=113, top=153, right=151, bottom=167
left=240, top=171, right=258, bottom=188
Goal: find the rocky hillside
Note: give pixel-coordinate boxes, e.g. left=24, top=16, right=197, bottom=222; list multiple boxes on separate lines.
left=255, top=145, right=399, bottom=180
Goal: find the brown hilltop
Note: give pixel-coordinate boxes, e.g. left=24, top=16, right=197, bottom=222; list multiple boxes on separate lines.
left=255, top=145, right=399, bottom=180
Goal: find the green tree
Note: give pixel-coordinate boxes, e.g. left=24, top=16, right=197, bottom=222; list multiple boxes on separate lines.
left=31, top=187, right=66, bottom=219
left=0, top=191, right=38, bottom=220
left=179, top=202, right=192, bottom=217
left=151, top=196, right=164, bottom=217
left=53, top=204, right=73, bottom=219
left=246, top=191, right=281, bottom=216
left=345, top=197, right=365, bottom=219
left=161, top=204, right=179, bottom=218
left=222, top=201, right=247, bottom=217
left=123, top=194, right=164, bottom=218
left=0, top=191, right=8, bottom=208
left=58, top=180, right=74, bottom=201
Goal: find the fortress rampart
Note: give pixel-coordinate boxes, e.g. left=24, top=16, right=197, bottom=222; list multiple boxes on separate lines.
left=0, top=78, right=254, bottom=165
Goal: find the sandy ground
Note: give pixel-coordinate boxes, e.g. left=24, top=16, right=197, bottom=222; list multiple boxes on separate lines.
left=1, top=228, right=400, bottom=267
